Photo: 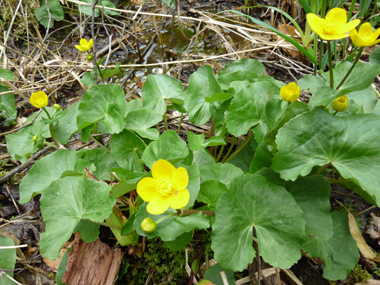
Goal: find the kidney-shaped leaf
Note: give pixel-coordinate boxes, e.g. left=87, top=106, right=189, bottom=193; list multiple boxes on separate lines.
left=19, top=150, right=77, bottom=204
left=40, top=176, right=115, bottom=260
left=200, top=163, right=243, bottom=187
left=272, top=107, right=380, bottom=206
left=142, top=74, right=185, bottom=114
left=302, top=210, right=359, bottom=280
left=77, top=84, right=126, bottom=134
left=124, top=109, right=162, bottom=140
left=212, top=173, right=305, bottom=271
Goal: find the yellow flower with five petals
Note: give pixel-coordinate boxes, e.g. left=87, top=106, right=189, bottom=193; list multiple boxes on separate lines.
left=30, top=91, right=48, bottom=108
left=137, top=160, right=190, bottom=215
left=280, top=82, right=300, bottom=103
left=307, top=8, right=360, bottom=40
left=350, top=22, right=380, bottom=47
left=75, top=38, right=93, bottom=52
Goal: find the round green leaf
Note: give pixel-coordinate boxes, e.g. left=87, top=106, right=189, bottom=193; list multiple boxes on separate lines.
left=77, top=84, right=126, bottom=134
left=302, top=210, right=359, bottom=280
left=187, top=131, right=226, bottom=151
left=124, top=109, right=162, bottom=140
left=200, top=163, right=243, bottom=187
left=35, top=0, right=63, bottom=28
left=110, top=129, right=146, bottom=171
left=185, top=65, right=221, bottom=126
left=142, top=130, right=189, bottom=168
left=0, top=69, right=15, bottom=80
left=225, top=81, right=276, bottom=137
left=40, top=176, right=115, bottom=259
left=212, top=173, right=305, bottom=271
left=218, top=58, right=264, bottom=77
left=203, top=263, right=235, bottom=285
left=142, top=74, right=185, bottom=115
left=134, top=204, right=209, bottom=241
left=0, top=236, right=16, bottom=285
left=53, top=102, right=79, bottom=144
left=19, top=149, right=77, bottom=204
left=272, top=107, right=380, bottom=205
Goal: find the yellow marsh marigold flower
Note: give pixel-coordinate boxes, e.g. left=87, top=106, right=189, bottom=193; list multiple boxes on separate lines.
left=75, top=38, right=93, bottom=52
left=30, top=91, right=48, bottom=108
left=350, top=22, right=380, bottom=47
left=332, top=95, right=348, bottom=112
left=137, top=159, right=190, bottom=215
left=280, top=82, right=300, bottom=102
left=307, top=8, right=360, bottom=40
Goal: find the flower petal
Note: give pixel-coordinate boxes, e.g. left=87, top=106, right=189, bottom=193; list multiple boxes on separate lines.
left=320, top=33, right=350, bottom=40
left=87, top=39, right=94, bottom=49
left=80, top=38, right=88, bottom=46
left=172, top=167, right=189, bottom=191
left=170, top=189, right=190, bottom=209
left=358, top=22, right=374, bottom=37
left=307, top=14, right=325, bottom=38
left=369, top=27, right=380, bottom=43
left=152, top=159, right=176, bottom=180
left=137, top=177, right=159, bottom=202
left=75, top=45, right=85, bottom=51
left=147, top=195, right=171, bottom=215
left=325, top=8, right=347, bottom=27
left=336, top=19, right=360, bottom=34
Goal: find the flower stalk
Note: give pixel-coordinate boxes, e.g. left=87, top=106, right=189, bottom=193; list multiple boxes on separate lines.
left=336, top=47, right=364, bottom=90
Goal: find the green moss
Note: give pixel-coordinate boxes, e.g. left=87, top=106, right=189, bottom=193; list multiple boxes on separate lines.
left=351, top=264, right=372, bottom=283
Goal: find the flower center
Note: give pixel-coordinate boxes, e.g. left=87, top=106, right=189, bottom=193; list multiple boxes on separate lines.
left=324, top=23, right=337, bottom=35
left=37, top=99, right=44, bottom=106
left=156, top=179, right=174, bottom=196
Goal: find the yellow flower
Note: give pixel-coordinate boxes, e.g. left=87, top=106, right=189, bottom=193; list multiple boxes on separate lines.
left=280, top=82, right=300, bottom=102
left=350, top=22, right=380, bottom=47
left=75, top=38, right=93, bottom=52
left=30, top=91, right=48, bottom=108
left=137, top=160, right=190, bottom=215
left=307, top=8, right=360, bottom=40
left=332, top=95, right=348, bottom=112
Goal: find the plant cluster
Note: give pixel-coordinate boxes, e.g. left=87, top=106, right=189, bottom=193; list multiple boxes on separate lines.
left=3, top=2, right=380, bottom=284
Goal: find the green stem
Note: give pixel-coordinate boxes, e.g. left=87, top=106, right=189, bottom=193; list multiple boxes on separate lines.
left=327, top=178, right=352, bottom=183
left=91, top=220, right=122, bottom=229
left=216, top=132, right=229, bottom=162
left=336, top=47, right=364, bottom=90
left=155, top=213, right=177, bottom=225
left=44, top=141, right=59, bottom=149
left=163, top=112, right=168, bottom=130
left=327, top=42, right=334, bottom=88
left=223, top=132, right=254, bottom=163
left=319, top=39, right=323, bottom=75
left=42, top=107, right=51, bottom=119
left=91, top=135, right=112, bottom=154
left=221, top=136, right=237, bottom=163
left=87, top=51, right=106, bottom=84
left=316, top=162, right=331, bottom=174
left=177, top=113, right=183, bottom=135
left=42, top=107, right=61, bottom=148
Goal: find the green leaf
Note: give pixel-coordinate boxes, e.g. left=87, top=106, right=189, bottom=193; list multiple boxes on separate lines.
left=73, top=220, right=100, bottom=242
left=0, top=237, right=16, bottom=285
left=272, top=107, right=380, bottom=205
left=369, top=46, right=380, bottom=65
left=162, top=0, right=176, bottom=7
left=126, top=99, right=143, bottom=114
left=77, top=0, right=119, bottom=16
left=80, top=72, right=95, bottom=88
left=203, top=263, right=235, bottom=285
left=193, top=149, right=216, bottom=168
left=77, top=84, right=126, bottom=134
left=102, top=62, right=121, bottom=79
left=212, top=173, right=305, bottom=271
left=79, top=148, right=119, bottom=181
left=40, top=176, right=115, bottom=260
left=218, top=58, right=264, bottom=77
left=225, top=81, right=276, bottom=137
left=142, top=74, right=185, bottom=115
left=256, top=168, right=333, bottom=240
left=53, top=102, right=79, bottom=144
left=124, top=109, right=162, bottom=140
left=0, top=69, right=15, bottom=80
left=187, top=131, right=226, bottom=151
left=80, top=124, right=92, bottom=143
left=106, top=210, right=139, bottom=246
left=185, top=65, right=221, bottom=126
left=164, top=231, right=193, bottom=251
left=111, top=181, right=136, bottom=198
left=110, top=130, right=146, bottom=171
left=229, top=139, right=258, bottom=172
left=303, top=210, right=359, bottom=280
left=35, top=0, right=64, bottom=28
left=121, top=212, right=136, bottom=236
left=346, top=85, right=378, bottom=114
left=110, top=168, right=145, bottom=184
left=134, top=204, right=209, bottom=241
left=200, top=163, right=243, bottom=187
left=19, top=150, right=77, bottom=204
left=0, top=85, right=16, bottom=121
left=250, top=142, right=273, bottom=173
left=197, top=180, right=227, bottom=212
left=180, top=163, right=200, bottom=208
left=142, top=130, right=189, bottom=168
left=205, top=93, right=234, bottom=103
left=56, top=248, right=70, bottom=285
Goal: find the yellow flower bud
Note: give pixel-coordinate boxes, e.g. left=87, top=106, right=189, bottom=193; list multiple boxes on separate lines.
left=32, top=135, right=39, bottom=142
left=86, top=55, right=93, bottom=61
left=141, top=217, right=156, bottom=234
left=280, top=82, right=300, bottom=102
left=53, top=104, right=61, bottom=111
left=30, top=91, right=48, bottom=108
left=332, top=95, right=348, bottom=112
